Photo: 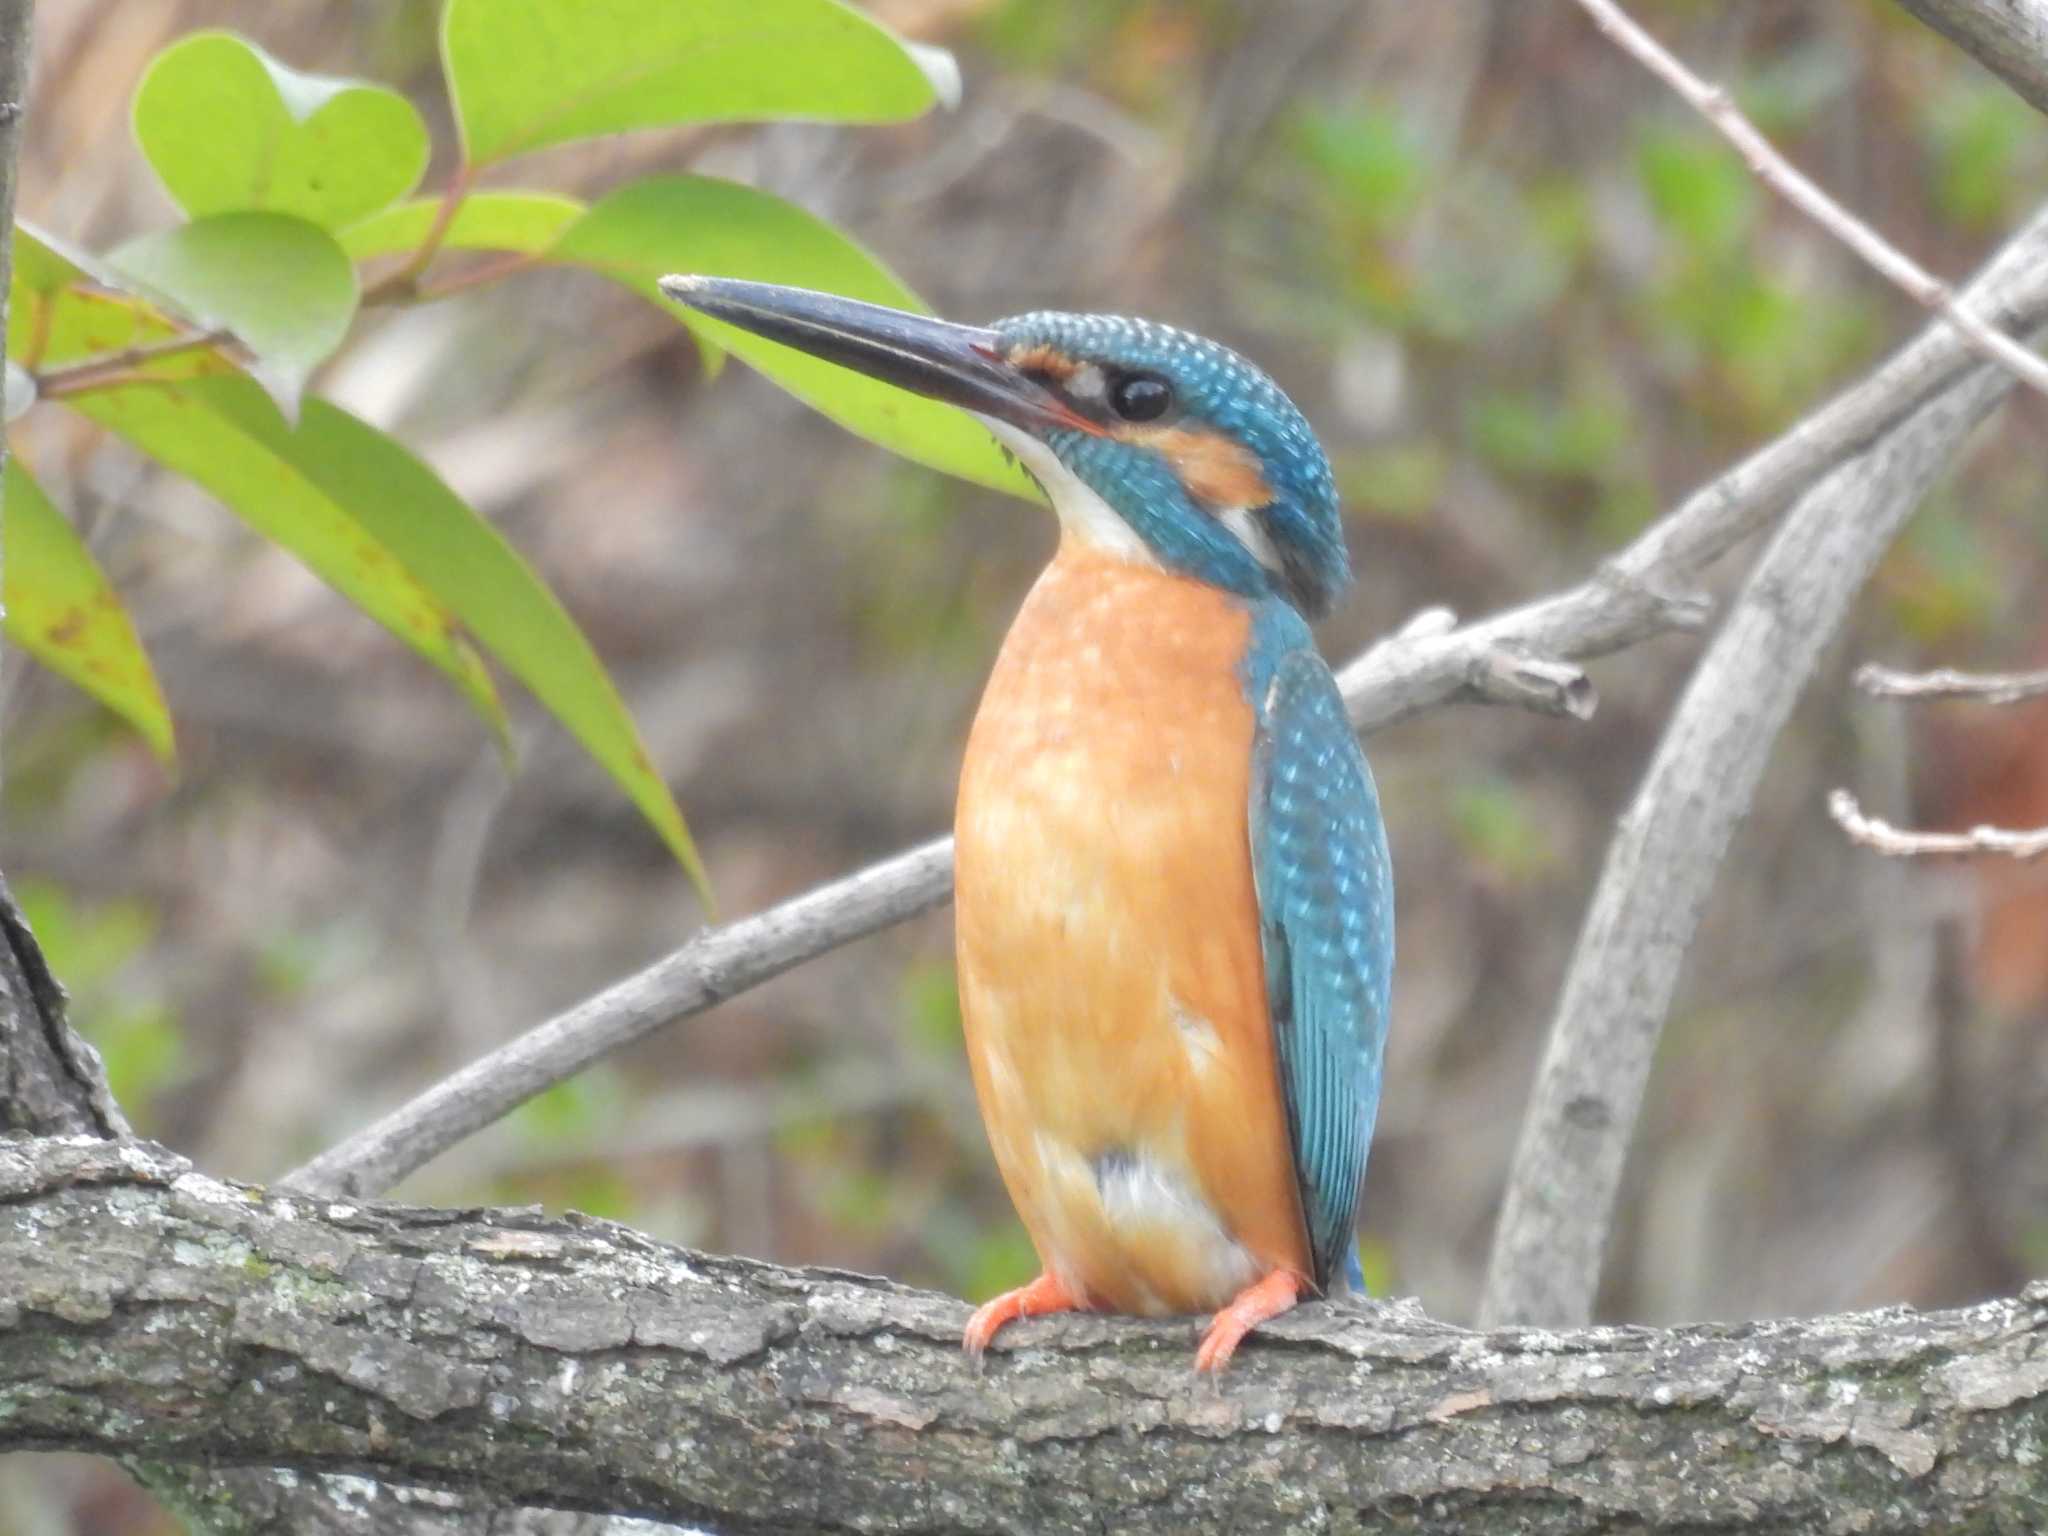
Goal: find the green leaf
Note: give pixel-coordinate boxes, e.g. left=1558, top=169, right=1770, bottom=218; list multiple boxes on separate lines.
left=65, top=371, right=508, bottom=744
left=338, top=191, right=585, bottom=263
left=156, top=380, right=711, bottom=903
left=553, top=176, right=1036, bottom=499
left=108, top=212, right=358, bottom=417
left=11, top=223, right=180, bottom=371
left=442, top=0, right=939, bottom=167
left=14, top=221, right=90, bottom=294
left=11, top=283, right=175, bottom=373
left=132, top=30, right=429, bottom=229
left=13, top=225, right=188, bottom=362
left=2, top=458, right=175, bottom=760
left=339, top=191, right=724, bottom=374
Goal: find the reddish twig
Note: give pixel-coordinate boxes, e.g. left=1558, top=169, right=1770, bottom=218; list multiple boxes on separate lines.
left=362, top=163, right=477, bottom=305
left=34, top=326, right=232, bottom=399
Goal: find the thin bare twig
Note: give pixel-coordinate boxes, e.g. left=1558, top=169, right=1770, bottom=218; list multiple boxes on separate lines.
left=1337, top=200, right=2048, bottom=731
left=1830, top=789, right=2048, bottom=862
left=1571, top=0, right=2048, bottom=400
left=289, top=202, right=2048, bottom=1204
left=1856, top=663, right=2048, bottom=706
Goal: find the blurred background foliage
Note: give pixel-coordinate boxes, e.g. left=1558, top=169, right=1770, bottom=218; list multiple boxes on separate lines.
left=6, top=2, right=2048, bottom=1528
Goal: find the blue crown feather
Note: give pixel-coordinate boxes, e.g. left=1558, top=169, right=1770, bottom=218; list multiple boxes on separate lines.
left=993, top=313, right=1351, bottom=618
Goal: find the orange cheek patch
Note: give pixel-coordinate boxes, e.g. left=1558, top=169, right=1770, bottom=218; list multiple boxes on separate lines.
left=1124, top=425, right=1273, bottom=510
left=1006, top=342, right=1079, bottom=381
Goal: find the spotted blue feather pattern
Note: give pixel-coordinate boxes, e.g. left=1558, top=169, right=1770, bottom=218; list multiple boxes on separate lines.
left=1244, top=602, right=1394, bottom=1292
left=989, top=310, right=1387, bottom=1288
left=992, top=313, right=1350, bottom=616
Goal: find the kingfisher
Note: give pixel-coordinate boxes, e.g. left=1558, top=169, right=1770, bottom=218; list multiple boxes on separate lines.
left=662, top=274, right=1394, bottom=1371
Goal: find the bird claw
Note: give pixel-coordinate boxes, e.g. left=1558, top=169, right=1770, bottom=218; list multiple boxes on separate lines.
left=1194, top=1269, right=1305, bottom=1373
left=962, top=1271, right=1086, bottom=1363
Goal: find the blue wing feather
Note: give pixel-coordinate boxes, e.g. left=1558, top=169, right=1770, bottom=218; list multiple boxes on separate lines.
left=1245, top=606, right=1395, bottom=1292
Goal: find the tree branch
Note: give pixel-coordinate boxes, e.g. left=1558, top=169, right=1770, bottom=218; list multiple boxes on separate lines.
left=285, top=198, right=2048, bottom=1205
left=1479, top=226, right=2048, bottom=1329
left=1830, top=788, right=2048, bottom=861
left=9, top=1135, right=2048, bottom=1535
left=1335, top=194, right=2048, bottom=732
left=0, top=789, right=604, bottom=1531
left=0, top=875, right=655, bottom=1534
left=1891, top=0, right=2048, bottom=119
left=1569, top=0, right=2048, bottom=398
left=283, top=837, right=956, bottom=1197
left=0, top=871, right=128, bottom=1140
left=1856, top=662, right=2048, bottom=705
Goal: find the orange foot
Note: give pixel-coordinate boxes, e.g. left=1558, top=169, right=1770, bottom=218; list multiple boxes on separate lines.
left=963, top=1271, right=1087, bottom=1362
left=1195, top=1269, right=1306, bottom=1373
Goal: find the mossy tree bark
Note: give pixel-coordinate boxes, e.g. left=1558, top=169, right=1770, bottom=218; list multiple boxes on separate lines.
left=4, top=1135, right=2048, bottom=1535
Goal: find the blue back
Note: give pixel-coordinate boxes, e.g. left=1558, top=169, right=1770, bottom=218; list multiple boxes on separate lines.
left=1243, top=603, right=1395, bottom=1292
left=986, top=311, right=1391, bottom=1289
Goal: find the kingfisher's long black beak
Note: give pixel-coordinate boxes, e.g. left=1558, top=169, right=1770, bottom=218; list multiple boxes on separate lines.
left=660, top=275, right=1090, bottom=436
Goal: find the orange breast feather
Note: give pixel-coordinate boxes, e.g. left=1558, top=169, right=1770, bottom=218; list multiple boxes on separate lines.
left=953, top=543, right=1312, bottom=1315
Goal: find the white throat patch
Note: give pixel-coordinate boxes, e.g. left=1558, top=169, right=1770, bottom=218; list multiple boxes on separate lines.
left=978, top=416, right=1158, bottom=567
left=1216, top=504, right=1281, bottom=574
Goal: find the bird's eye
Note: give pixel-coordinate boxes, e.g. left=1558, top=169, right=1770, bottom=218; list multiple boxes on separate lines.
left=1109, top=373, right=1173, bottom=423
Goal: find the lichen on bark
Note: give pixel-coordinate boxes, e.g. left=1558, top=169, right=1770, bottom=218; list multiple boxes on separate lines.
left=3, top=1135, right=2046, bottom=1534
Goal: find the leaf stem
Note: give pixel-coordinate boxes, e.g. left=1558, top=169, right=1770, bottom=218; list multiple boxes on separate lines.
left=363, top=163, right=477, bottom=304
left=35, top=327, right=234, bottom=400
left=404, top=249, right=546, bottom=306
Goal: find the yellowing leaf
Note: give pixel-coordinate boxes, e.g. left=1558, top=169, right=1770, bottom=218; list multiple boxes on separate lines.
left=172, top=380, right=711, bottom=904
left=2, top=458, right=173, bottom=760
left=11, top=223, right=178, bottom=372
left=68, top=372, right=508, bottom=745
